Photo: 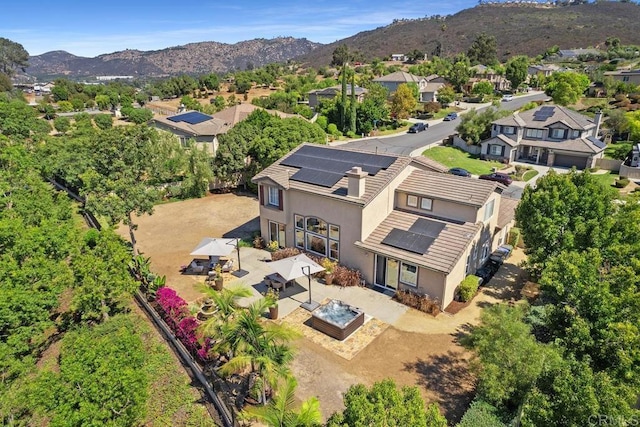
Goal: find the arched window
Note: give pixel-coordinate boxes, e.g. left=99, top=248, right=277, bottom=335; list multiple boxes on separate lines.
left=295, top=215, right=339, bottom=260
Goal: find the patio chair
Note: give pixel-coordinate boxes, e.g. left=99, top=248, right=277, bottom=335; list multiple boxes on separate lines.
left=220, top=259, right=234, bottom=272
left=189, top=260, right=204, bottom=274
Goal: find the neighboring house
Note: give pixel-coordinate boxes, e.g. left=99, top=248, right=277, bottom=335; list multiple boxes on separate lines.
left=467, top=65, right=510, bottom=92
left=212, top=103, right=298, bottom=126
left=480, top=105, right=605, bottom=169
left=252, top=144, right=515, bottom=310
left=557, top=48, right=602, bottom=59
left=527, top=64, right=560, bottom=79
left=150, top=111, right=230, bottom=155
left=372, top=71, right=446, bottom=103
left=391, top=54, right=407, bottom=62
left=630, top=143, right=640, bottom=167
left=307, top=85, right=368, bottom=109
left=603, top=69, right=640, bottom=86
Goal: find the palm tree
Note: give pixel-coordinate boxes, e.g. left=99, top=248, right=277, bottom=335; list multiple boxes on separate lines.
left=218, top=298, right=300, bottom=404
left=241, top=376, right=322, bottom=427
left=198, top=284, right=252, bottom=354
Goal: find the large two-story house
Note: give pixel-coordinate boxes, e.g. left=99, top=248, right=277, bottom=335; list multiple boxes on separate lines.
left=252, top=144, right=515, bottom=310
left=480, top=105, right=605, bottom=169
left=372, top=71, right=446, bottom=103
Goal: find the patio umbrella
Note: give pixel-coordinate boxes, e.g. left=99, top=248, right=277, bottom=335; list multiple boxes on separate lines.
left=268, top=254, right=323, bottom=281
left=190, top=237, right=236, bottom=257
left=268, top=254, right=324, bottom=310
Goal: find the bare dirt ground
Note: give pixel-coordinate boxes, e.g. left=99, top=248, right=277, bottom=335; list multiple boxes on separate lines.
left=121, top=194, right=525, bottom=424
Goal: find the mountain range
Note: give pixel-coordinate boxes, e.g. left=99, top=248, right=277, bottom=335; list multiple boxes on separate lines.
left=24, top=2, right=640, bottom=80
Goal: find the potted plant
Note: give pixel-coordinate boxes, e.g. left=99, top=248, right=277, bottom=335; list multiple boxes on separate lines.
left=264, top=287, right=279, bottom=320
left=213, top=264, right=224, bottom=291
left=321, top=258, right=337, bottom=286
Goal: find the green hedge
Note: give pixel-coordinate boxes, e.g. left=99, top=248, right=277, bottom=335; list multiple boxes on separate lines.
left=508, top=227, right=521, bottom=247
left=459, top=275, right=481, bottom=302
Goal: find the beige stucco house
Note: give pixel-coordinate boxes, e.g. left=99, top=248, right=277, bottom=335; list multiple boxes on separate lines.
left=307, top=85, right=368, bottom=109
left=372, top=71, right=446, bottom=103
left=150, top=111, right=230, bottom=156
left=252, top=144, right=514, bottom=310
left=480, top=105, right=606, bottom=169
left=603, top=69, right=640, bottom=86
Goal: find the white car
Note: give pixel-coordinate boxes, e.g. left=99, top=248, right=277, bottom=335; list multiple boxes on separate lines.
left=502, top=94, right=514, bottom=102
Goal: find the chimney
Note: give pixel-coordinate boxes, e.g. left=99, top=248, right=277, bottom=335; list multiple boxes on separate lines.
left=594, top=110, right=603, bottom=138
left=346, top=166, right=367, bottom=198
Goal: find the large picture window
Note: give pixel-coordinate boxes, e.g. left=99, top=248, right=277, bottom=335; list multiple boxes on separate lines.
left=525, top=128, right=544, bottom=139
left=295, top=215, right=340, bottom=260
left=489, top=145, right=503, bottom=156
left=550, top=128, right=566, bottom=139
left=484, top=199, right=495, bottom=221
left=399, top=262, right=418, bottom=286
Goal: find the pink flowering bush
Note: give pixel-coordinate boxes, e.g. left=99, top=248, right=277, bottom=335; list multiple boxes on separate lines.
left=155, top=287, right=210, bottom=362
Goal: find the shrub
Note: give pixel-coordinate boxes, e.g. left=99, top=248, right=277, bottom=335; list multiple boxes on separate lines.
left=332, top=264, right=363, bottom=287
left=508, top=227, right=521, bottom=247
left=393, top=289, right=440, bottom=316
left=615, top=177, right=630, bottom=188
left=346, top=130, right=356, bottom=138
left=459, top=275, right=481, bottom=302
left=270, top=247, right=302, bottom=261
left=266, top=240, right=280, bottom=252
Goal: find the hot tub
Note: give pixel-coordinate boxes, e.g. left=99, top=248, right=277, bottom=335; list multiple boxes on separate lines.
left=311, top=300, right=364, bottom=340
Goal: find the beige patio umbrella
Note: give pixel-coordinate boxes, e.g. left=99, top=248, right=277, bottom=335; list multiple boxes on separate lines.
left=268, top=254, right=324, bottom=310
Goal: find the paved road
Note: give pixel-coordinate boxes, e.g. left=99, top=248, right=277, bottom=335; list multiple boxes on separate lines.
left=339, top=92, right=549, bottom=156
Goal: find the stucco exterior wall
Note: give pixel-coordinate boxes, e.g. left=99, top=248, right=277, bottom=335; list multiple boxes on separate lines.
left=396, top=191, right=479, bottom=223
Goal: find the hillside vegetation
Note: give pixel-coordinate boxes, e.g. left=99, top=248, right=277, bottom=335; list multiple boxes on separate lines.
left=296, top=2, right=640, bottom=67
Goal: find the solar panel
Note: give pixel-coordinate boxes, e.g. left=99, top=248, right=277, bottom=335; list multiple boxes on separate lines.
left=381, top=228, right=435, bottom=255
left=295, top=145, right=396, bottom=170
left=587, top=136, right=606, bottom=150
left=281, top=153, right=381, bottom=175
left=533, top=106, right=555, bottom=121
left=167, top=111, right=212, bottom=125
left=408, top=218, right=446, bottom=238
left=290, top=168, right=344, bottom=188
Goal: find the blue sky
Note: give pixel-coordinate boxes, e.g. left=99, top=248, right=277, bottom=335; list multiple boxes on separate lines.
left=1, top=0, right=475, bottom=57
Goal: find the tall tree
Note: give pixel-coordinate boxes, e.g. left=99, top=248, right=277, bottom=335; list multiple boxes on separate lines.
left=505, top=55, right=530, bottom=90
left=340, top=64, right=348, bottom=131
left=390, top=83, right=417, bottom=119
left=331, top=44, right=351, bottom=67
left=467, top=33, right=498, bottom=66
left=448, top=53, right=472, bottom=92
left=80, top=125, right=160, bottom=255
left=545, top=71, right=591, bottom=106
left=350, top=72, right=357, bottom=133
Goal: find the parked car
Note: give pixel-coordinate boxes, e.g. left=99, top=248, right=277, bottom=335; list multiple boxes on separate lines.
left=501, top=94, right=514, bottom=102
left=443, top=112, right=458, bottom=121
left=479, top=172, right=513, bottom=186
left=475, top=259, right=501, bottom=286
left=408, top=122, right=428, bottom=133
left=448, top=167, right=471, bottom=177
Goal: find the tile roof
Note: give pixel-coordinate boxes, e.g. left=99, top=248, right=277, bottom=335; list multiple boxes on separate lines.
left=373, top=71, right=425, bottom=83
left=308, top=85, right=368, bottom=96
left=494, top=105, right=594, bottom=131
left=410, top=157, right=449, bottom=173
left=252, top=144, right=448, bottom=207
left=355, top=210, right=481, bottom=273
left=520, top=137, right=605, bottom=154
left=497, top=196, right=519, bottom=229
left=211, top=104, right=297, bottom=128
left=152, top=113, right=229, bottom=136
left=397, top=170, right=499, bottom=207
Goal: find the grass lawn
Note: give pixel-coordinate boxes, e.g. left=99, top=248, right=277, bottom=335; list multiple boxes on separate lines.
left=422, top=146, right=503, bottom=175
left=604, top=142, right=633, bottom=160
left=522, top=169, right=539, bottom=182
left=590, top=170, right=619, bottom=188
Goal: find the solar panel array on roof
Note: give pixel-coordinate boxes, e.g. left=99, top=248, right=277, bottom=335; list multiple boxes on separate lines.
left=533, top=106, right=555, bottom=122
left=408, top=218, right=446, bottom=238
left=290, top=168, right=344, bottom=188
left=381, top=229, right=435, bottom=255
left=587, top=136, right=606, bottom=150
left=283, top=145, right=397, bottom=188
left=167, top=111, right=213, bottom=125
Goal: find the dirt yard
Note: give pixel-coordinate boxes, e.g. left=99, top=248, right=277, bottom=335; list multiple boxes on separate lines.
left=121, top=194, right=525, bottom=424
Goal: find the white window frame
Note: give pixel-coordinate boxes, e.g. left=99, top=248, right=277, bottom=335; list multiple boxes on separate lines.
left=525, top=128, right=544, bottom=139
left=484, top=199, right=495, bottom=222
left=572, top=130, right=580, bottom=138
left=399, top=262, right=418, bottom=287
left=420, top=197, right=433, bottom=211
left=294, top=214, right=340, bottom=260
left=407, top=194, right=418, bottom=207
left=489, top=145, right=502, bottom=156
left=502, top=126, right=515, bottom=135
left=267, top=186, right=279, bottom=207
left=550, top=128, right=565, bottom=139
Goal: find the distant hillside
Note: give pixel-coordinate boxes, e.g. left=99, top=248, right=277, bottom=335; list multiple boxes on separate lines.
left=26, top=37, right=321, bottom=79
left=296, top=2, right=640, bottom=66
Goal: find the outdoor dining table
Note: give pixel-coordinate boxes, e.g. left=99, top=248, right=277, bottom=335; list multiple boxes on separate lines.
left=264, top=273, right=295, bottom=290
